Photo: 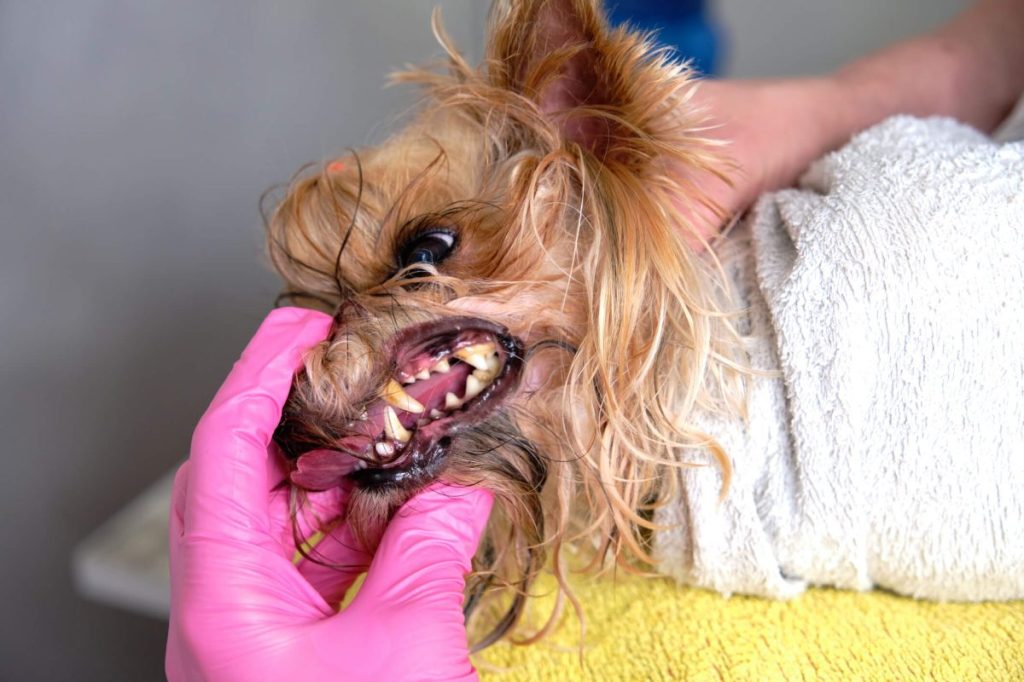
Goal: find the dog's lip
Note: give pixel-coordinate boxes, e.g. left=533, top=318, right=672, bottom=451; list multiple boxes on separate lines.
left=347, top=433, right=451, bottom=489
left=289, top=317, right=523, bottom=490
left=386, top=316, right=513, bottom=366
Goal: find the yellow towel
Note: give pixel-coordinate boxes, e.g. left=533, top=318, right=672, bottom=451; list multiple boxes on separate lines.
left=472, top=573, right=1024, bottom=681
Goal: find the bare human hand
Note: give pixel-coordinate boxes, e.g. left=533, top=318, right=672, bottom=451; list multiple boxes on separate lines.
left=684, top=0, right=1024, bottom=243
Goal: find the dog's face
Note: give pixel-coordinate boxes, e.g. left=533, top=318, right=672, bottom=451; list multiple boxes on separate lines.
left=267, top=0, right=742, bottom=646
left=274, top=121, right=587, bottom=492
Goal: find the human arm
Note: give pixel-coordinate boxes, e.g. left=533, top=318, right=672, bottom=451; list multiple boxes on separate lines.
left=690, top=0, right=1024, bottom=238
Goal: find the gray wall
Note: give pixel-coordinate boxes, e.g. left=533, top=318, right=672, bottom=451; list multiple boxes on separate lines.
left=718, top=0, right=964, bottom=77
left=0, top=1, right=964, bottom=679
left=0, top=2, right=485, bottom=680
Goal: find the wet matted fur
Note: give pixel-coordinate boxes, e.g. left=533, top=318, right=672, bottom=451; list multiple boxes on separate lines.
left=266, top=0, right=748, bottom=649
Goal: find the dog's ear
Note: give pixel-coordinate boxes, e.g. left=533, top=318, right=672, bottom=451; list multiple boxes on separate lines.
left=485, top=0, right=609, bottom=151
left=482, top=3, right=744, bottom=566
left=483, top=1, right=602, bottom=146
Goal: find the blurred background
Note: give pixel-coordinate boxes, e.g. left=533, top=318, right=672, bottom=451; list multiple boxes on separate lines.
left=0, top=0, right=964, bottom=679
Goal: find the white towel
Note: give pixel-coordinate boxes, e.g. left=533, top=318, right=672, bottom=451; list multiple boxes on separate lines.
left=653, top=116, right=1024, bottom=601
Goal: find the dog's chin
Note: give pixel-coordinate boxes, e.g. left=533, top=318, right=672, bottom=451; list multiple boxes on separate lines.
left=289, top=316, right=524, bottom=491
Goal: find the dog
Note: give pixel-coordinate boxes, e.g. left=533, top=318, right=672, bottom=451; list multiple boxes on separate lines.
left=267, top=0, right=748, bottom=648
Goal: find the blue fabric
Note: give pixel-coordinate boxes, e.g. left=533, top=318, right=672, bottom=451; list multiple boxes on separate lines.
left=607, top=0, right=723, bottom=75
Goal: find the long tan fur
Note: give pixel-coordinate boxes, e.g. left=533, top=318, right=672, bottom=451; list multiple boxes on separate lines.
left=266, top=0, right=748, bottom=649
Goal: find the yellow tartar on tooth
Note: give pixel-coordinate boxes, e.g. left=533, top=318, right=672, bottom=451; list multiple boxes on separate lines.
left=454, top=343, right=495, bottom=370
left=382, top=379, right=425, bottom=414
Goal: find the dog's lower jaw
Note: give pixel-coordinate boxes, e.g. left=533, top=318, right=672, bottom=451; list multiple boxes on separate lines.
left=347, top=435, right=451, bottom=489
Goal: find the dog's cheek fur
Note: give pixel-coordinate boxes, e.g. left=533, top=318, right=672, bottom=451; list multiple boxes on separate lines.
left=266, top=0, right=750, bottom=649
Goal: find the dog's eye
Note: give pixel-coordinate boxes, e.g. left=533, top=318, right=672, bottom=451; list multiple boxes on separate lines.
left=398, top=230, right=456, bottom=275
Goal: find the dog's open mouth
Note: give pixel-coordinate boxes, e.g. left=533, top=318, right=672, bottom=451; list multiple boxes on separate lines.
left=289, top=317, right=523, bottom=490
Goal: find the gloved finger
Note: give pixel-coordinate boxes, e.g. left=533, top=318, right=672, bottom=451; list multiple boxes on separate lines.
left=353, top=483, right=493, bottom=609
left=308, top=485, right=490, bottom=682
left=295, top=519, right=373, bottom=607
left=168, top=462, right=190, bottom=586
left=266, top=468, right=349, bottom=555
left=266, top=480, right=373, bottom=604
left=266, top=439, right=292, bottom=491
left=185, top=307, right=332, bottom=541
left=265, top=445, right=358, bottom=554
left=170, top=460, right=190, bottom=539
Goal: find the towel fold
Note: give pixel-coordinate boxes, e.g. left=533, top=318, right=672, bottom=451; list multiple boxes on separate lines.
left=654, top=116, right=1024, bottom=602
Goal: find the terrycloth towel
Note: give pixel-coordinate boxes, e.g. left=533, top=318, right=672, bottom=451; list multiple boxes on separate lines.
left=653, top=116, right=1024, bottom=601
left=473, top=573, right=1024, bottom=680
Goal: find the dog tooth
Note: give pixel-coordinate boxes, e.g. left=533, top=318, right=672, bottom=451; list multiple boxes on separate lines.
left=383, top=406, right=412, bottom=443
left=359, top=410, right=368, bottom=421
left=485, top=353, right=500, bottom=374
left=464, top=374, right=485, bottom=400
left=430, top=409, right=444, bottom=419
left=432, top=358, right=451, bottom=373
left=401, top=375, right=416, bottom=385
left=374, top=442, right=394, bottom=457
left=472, top=368, right=495, bottom=382
left=454, top=344, right=494, bottom=370
left=466, top=355, right=491, bottom=371
left=445, top=392, right=463, bottom=410
left=416, top=369, right=431, bottom=381
left=381, top=378, right=425, bottom=414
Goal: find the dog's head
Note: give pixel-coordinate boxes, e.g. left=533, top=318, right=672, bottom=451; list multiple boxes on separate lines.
left=266, top=0, right=744, bottom=646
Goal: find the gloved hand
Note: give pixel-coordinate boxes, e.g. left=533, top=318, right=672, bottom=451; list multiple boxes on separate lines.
left=166, top=307, right=492, bottom=681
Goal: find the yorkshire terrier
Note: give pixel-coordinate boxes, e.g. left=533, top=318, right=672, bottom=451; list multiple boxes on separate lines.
left=267, top=0, right=744, bottom=648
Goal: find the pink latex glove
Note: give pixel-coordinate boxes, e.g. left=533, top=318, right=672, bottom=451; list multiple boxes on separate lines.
left=167, top=307, right=492, bottom=681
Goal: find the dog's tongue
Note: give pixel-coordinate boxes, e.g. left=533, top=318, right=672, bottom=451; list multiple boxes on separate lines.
left=290, top=448, right=359, bottom=490
left=393, top=362, right=473, bottom=425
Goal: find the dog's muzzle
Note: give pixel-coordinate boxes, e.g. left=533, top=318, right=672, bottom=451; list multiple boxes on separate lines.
left=285, top=316, right=523, bottom=490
